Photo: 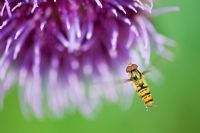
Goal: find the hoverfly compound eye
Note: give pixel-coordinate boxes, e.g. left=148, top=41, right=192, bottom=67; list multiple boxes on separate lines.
left=126, top=64, right=138, bottom=73
left=131, top=64, right=138, bottom=69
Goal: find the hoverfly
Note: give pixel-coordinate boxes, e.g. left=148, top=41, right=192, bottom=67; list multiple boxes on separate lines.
left=126, top=64, right=153, bottom=107
left=92, top=63, right=154, bottom=108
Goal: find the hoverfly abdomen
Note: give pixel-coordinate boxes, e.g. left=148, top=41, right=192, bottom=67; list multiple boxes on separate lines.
left=136, top=83, right=153, bottom=107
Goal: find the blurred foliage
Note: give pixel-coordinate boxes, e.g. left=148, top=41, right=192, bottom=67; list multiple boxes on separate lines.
left=0, top=0, right=200, bottom=133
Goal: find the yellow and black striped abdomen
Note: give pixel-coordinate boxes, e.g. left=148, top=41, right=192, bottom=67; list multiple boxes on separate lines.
left=136, top=82, right=153, bottom=107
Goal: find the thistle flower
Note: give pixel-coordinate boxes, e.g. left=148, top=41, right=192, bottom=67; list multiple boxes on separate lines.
left=0, top=0, right=173, bottom=117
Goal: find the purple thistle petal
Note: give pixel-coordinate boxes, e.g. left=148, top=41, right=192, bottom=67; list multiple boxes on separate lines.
left=0, top=0, right=174, bottom=117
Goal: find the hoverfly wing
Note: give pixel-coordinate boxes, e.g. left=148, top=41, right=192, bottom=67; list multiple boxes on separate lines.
left=92, top=78, right=131, bottom=85
left=142, top=69, right=151, bottom=75
left=142, top=66, right=163, bottom=84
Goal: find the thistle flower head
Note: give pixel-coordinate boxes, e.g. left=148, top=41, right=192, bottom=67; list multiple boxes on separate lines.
left=0, top=0, right=173, bottom=117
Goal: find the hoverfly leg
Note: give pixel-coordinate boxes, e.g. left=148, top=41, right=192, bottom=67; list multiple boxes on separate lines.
left=124, top=78, right=132, bottom=82
left=145, top=105, right=149, bottom=112
left=154, top=104, right=158, bottom=108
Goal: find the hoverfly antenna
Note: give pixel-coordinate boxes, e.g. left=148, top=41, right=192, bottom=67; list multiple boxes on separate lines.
left=126, top=64, right=138, bottom=73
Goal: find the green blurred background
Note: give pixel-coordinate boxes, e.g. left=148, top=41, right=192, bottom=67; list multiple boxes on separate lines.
left=0, top=0, right=199, bottom=133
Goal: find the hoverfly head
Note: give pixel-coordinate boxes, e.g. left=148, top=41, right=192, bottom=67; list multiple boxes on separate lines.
left=126, top=64, right=138, bottom=73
